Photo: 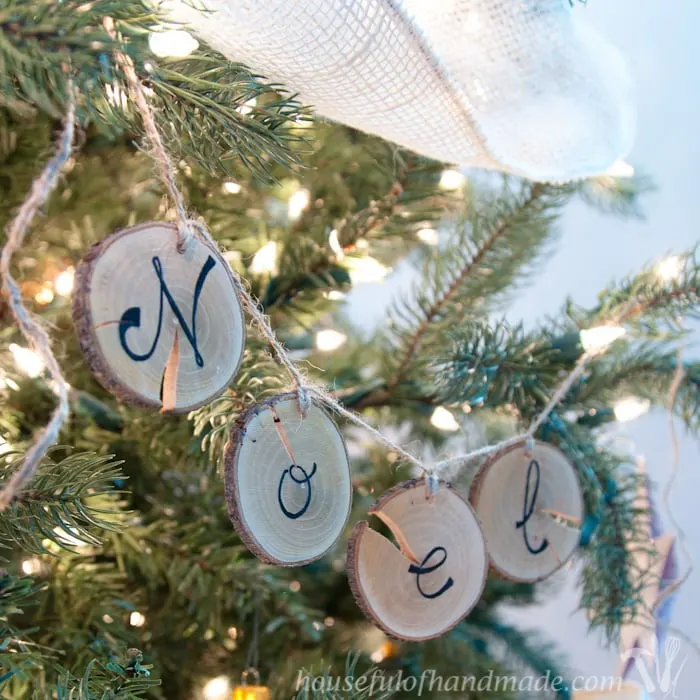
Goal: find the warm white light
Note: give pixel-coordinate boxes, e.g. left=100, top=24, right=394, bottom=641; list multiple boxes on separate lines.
left=325, top=290, right=346, bottom=301
left=328, top=229, right=344, bottom=259
left=250, top=241, right=278, bottom=275
left=34, top=286, right=54, bottom=305
left=324, top=616, right=335, bottom=627
left=222, top=180, right=242, bottom=195
left=288, top=188, right=310, bottom=221
left=289, top=580, right=301, bottom=592
left=9, top=344, right=44, bottom=378
left=227, top=626, right=238, bottom=640
left=315, top=329, right=347, bottom=352
left=439, top=169, right=465, bottom=190
left=370, top=647, right=387, bottom=663
left=416, top=227, right=439, bottom=245
left=103, top=614, right=114, bottom=624
left=430, top=406, right=460, bottom=432
left=580, top=326, right=626, bottom=353
left=656, top=255, right=684, bottom=282
left=345, top=256, right=389, bottom=284
left=202, top=676, right=230, bottom=700
left=613, top=397, right=651, bottom=423
left=53, top=526, right=88, bottom=548
left=605, top=160, right=635, bottom=178
left=129, top=611, right=146, bottom=627
left=149, top=29, right=199, bottom=58
left=54, top=267, right=75, bottom=296
left=236, top=98, right=257, bottom=116
left=21, top=558, right=41, bottom=575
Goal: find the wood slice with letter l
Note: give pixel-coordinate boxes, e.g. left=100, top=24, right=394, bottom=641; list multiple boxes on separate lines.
left=72, top=222, right=245, bottom=413
left=470, top=440, right=584, bottom=583
left=347, top=478, right=487, bottom=641
left=224, top=392, right=352, bottom=566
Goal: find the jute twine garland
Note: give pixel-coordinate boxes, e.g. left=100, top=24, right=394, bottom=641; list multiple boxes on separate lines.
left=0, top=85, right=77, bottom=510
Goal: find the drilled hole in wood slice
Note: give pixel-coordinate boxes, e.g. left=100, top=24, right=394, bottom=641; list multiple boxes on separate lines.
left=470, top=440, right=584, bottom=583
left=72, top=222, right=245, bottom=413
left=347, top=478, right=488, bottom=641
left=224, top=392, right=352, bottom=566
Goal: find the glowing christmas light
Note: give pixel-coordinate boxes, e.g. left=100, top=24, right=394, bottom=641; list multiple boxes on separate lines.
left=203, top=675, right=230, bottom=700
left=289, top=580, right=301, bottom=592
left=315, top=329, right=347, bottom=352
left=328, top=229, right=344, bottom=258
left=250, top=241, right=278, bottom=275
left=287, top=188, right=310, bottom=221
left=324, top=290, right=346, bottom=301
left=605, top=160, right=635, bottom=178
left=579, top=326, right=626, bottom=353
left=613, top=397, right=650, bottom=423
left=222, top=180, right=242, bottom=194
left=22, top=558, right=42, bottom=575
left=236, top=98, right=257, bottom=116
left=9, top=344, right=44, bottom=377
left=34, top=286, right=54, bottom=305
left=656, top=255, right=684, bottom=282
left=345, top=256, right=389, bottom=284
left=149, top=29, right=199, bottom=58
left=439, top=169, right=465, bottom=190
left=430, top=406, right=460, bottom=432
left=416, top=227, right=439, bottom=245
left=129, top=611, right=146, bottom=627
left=54, top=267, right=75, bottom=296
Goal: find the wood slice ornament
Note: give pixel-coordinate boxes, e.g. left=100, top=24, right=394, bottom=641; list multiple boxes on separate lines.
left=224, top=392, right=352, bottom=566
left=347, top=478, right=487, bottom=641
left=72, top=222, right=245, bottom=413
left=470, top=440, right=584, bottom=583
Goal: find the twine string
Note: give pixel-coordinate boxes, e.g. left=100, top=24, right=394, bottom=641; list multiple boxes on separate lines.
left=0, top=85, right=77, bottom=509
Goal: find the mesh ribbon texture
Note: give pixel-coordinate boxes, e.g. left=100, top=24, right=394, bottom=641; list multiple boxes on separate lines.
left=164, top=0, right=635, bottom=182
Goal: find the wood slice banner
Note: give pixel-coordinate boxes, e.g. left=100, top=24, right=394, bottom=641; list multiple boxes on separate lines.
left=347, top=478, right=488, bottom=641
left=470, top=440, right=584, bottom=583
left=72, top=222, right=245, bottom=413
left=224, top=392, right=352, bottom=566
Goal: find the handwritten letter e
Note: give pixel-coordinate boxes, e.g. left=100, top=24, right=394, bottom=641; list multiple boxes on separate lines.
left=119, top=255, right=216, bottom=366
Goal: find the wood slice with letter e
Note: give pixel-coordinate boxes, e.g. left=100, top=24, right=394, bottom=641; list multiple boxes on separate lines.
left=224, top=392, right=352, bottom=566
left=470, top=441, right=584, bottom=582
left=347, top=478, right=487, bottom=641
left=72, top=222, right=245, bottom=413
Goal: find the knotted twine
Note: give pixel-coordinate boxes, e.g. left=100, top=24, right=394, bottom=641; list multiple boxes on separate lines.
left=0, top=86, right=77, bottom=509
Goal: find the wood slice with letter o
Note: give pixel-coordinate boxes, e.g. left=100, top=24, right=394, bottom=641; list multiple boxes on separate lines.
left=224, top=392, right=352, bottom=566
left=72, top=222, right=245, bottom=413
left=470, top=441, right=583, bottom=583
left=347, top=478, right=487, bottom=641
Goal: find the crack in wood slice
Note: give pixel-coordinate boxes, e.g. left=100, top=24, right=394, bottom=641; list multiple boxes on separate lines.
left=347, top=478, right=488, bottom=641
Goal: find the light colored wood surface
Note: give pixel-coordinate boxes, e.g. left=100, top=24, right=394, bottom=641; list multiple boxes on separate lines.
left=471, top=440, right=583, bottom=583
left=347, top=478, right=488, bottom=641
left=72, top=221, right=245, bottom=412
left=225, top=392, right=352, bottom=566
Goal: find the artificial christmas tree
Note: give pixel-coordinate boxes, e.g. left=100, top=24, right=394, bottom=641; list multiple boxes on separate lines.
left=1, top=1, right=698, bottom=698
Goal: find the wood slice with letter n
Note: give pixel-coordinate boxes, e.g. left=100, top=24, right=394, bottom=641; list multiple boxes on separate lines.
left=470, top=441, right=584, bottom=583
left=224, top=392, right=352, bottom=566
left=72, top=222, right=245, bottom=413
left=347, top=478, right=487, bottom=641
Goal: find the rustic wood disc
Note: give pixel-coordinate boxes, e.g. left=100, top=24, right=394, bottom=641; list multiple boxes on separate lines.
left=224, top=392, right=352, bottom=566
left=470, top=440, right=584, bottom=583
left=72, top=222, right=245, bottom=413
left=347, top=478, right=488, bottom=641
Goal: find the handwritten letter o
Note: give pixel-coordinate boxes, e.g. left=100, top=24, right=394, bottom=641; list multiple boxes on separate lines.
left=72, top=222, right=245, bottom=412
left=224, top=393, right=352, bottom=566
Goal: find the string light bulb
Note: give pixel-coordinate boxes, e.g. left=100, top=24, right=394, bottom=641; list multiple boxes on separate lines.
left=54, top=267, right=75, bottom=296
left=416, top=227, right=439, bottom=245
left=287, top=188, right=310, bottom=221
left=148, top=29, right=199, bottom=58
left=656, top=255, right=684, bottom=282
left=250, top=241, right=278, bottom=275
left=34, top=286, right=54, bottom=305
left=129, top=611, right=146, bottom=627
left=613, top=397, right=650, bottom=423
left=328, top=229, right=344, bottom=259
left=605, top=160, right=635, bottom=178
left=9, top=343, right=44, bottom=377
left=439, top=169, right=465, bottom=190
left=315, top=329, right=347, bottom=352
left=579, top=326, right=626, bottom=354
left=203, top=675, right=231, bottom=700
left=430, top=406, right=460, bottom=432
left=21, top=558, right=42, bottom=575
left=222, top=180, right=242, bottom=194
left=345, top=256, right=389, bottom=284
